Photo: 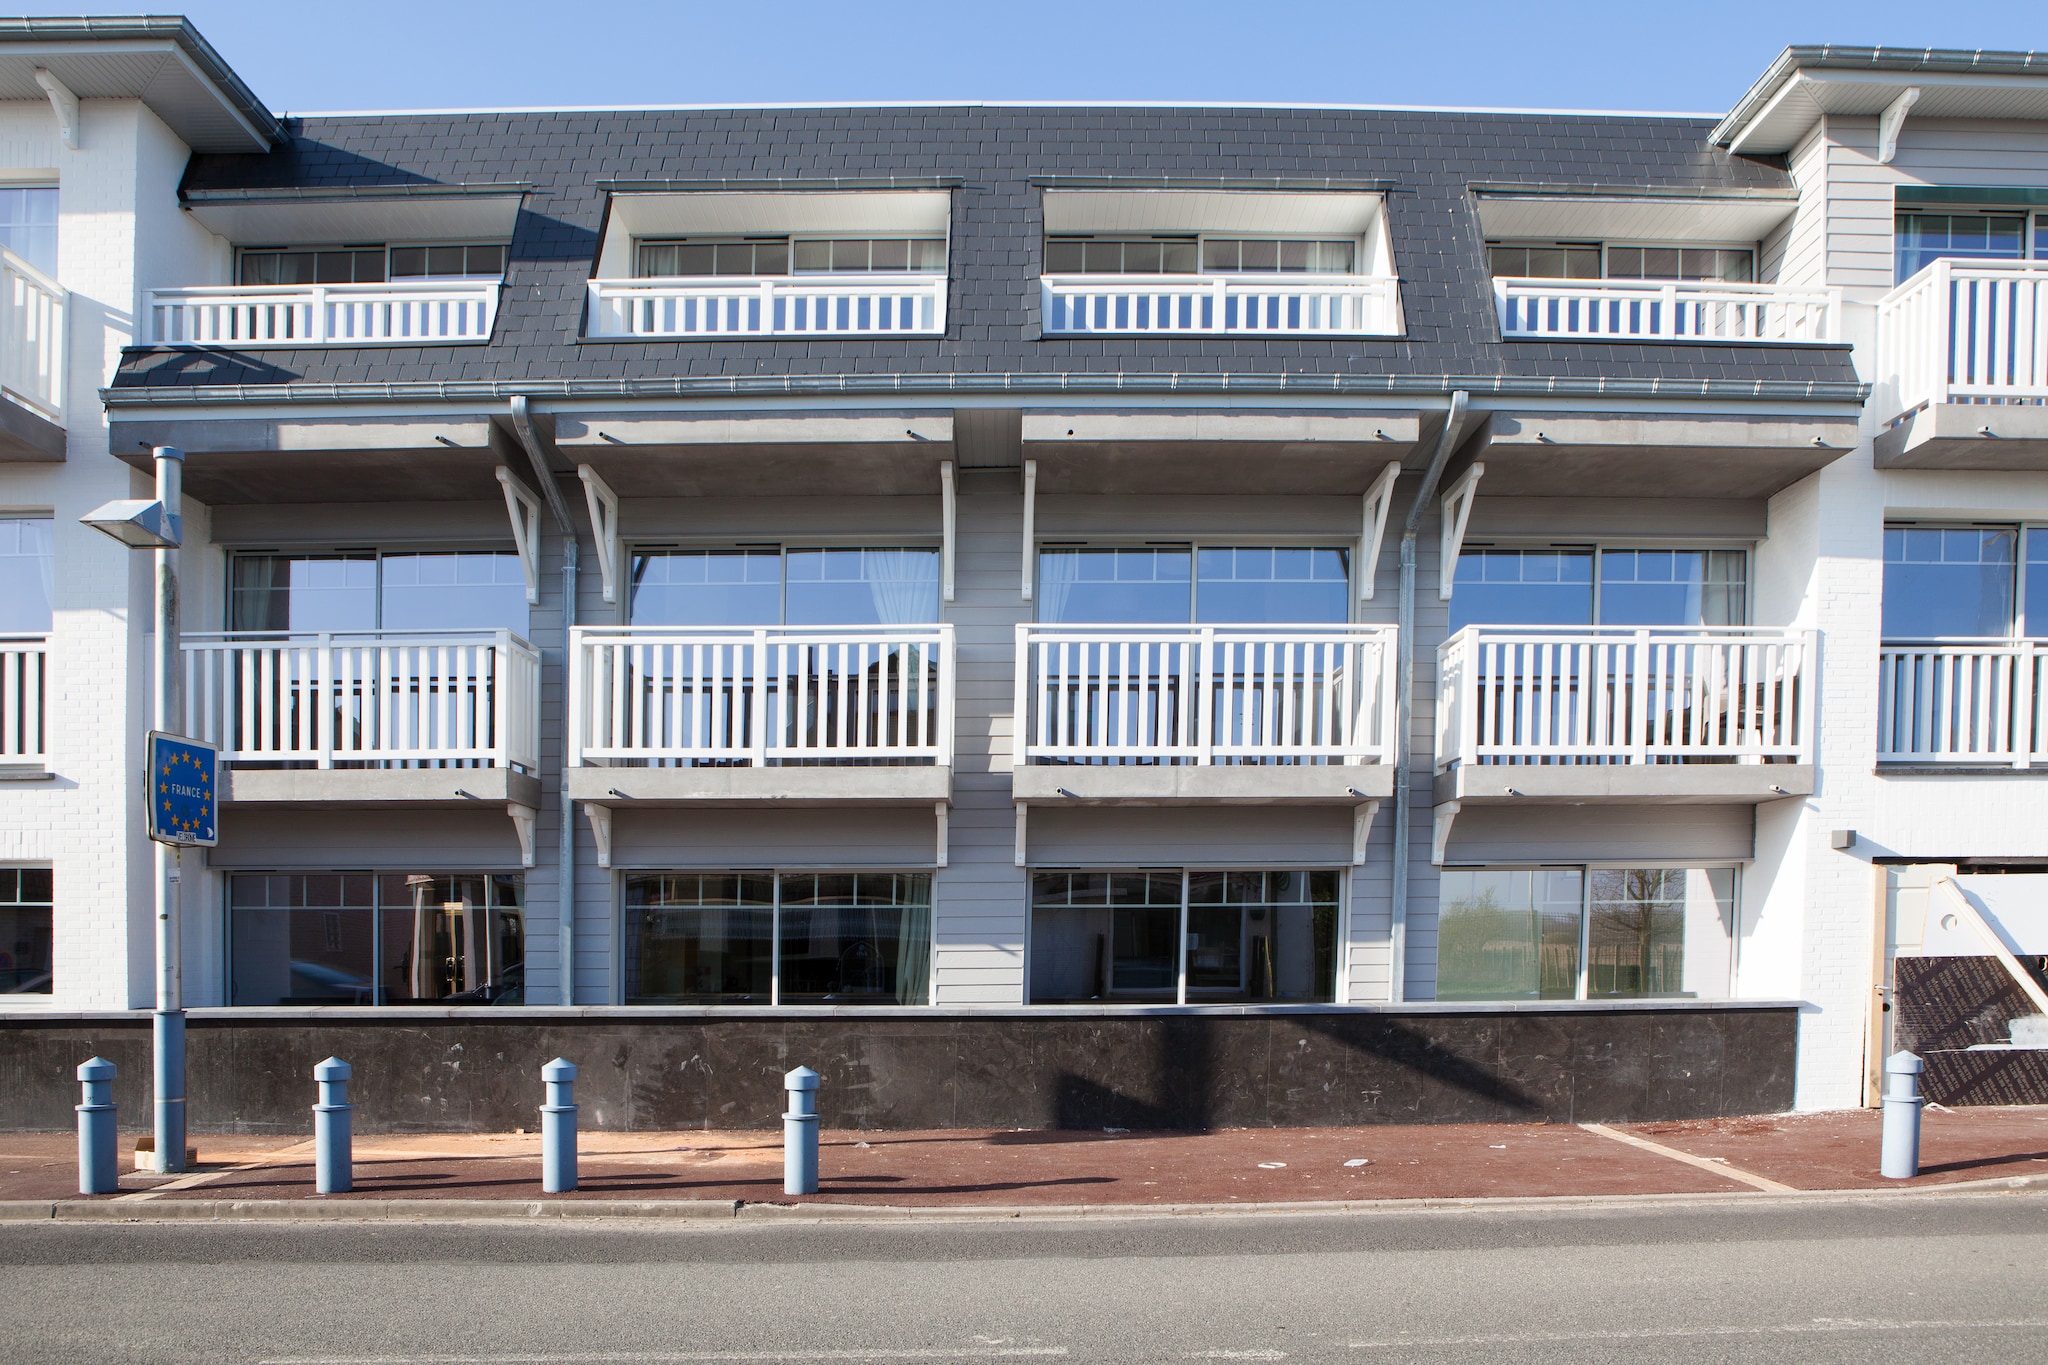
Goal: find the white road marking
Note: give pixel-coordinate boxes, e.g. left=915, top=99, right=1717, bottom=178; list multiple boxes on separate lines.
left=1577, top=1122, right=1797, bottom=1192
left=1349, top=1317, right=2048, bottom=1348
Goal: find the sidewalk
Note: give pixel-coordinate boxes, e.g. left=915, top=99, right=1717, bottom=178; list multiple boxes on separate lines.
left=2, top=1107, right=2044, bottom=1212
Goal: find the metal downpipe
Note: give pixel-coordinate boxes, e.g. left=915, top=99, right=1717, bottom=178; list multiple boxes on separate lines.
left=509, top=396, right=581, bottom=1006
left=1388, top=390, right=1470, bottom=1003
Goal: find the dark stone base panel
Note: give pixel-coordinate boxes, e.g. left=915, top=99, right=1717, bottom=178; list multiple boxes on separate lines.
left=0, top=1009, right=1797, bottom=1134
left=1894, top=956, right=2048, bottom=1106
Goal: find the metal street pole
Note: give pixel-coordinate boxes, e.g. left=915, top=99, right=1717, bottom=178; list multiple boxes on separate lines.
left=152, top=447, right=185, bottom=1174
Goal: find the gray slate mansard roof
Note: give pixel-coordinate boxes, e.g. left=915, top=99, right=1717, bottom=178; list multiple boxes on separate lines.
left=109, top=103, right=1862, bottom=401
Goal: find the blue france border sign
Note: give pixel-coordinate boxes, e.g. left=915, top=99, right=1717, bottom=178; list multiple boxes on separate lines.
left=147, top=732, right=218, bottom=847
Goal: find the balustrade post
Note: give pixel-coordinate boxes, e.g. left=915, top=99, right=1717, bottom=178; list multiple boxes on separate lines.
left=310, top=285, right=328, bottom=345
left=1195, top=627, right=1216, bottom=765
left=1798, top=630, right=1819, bottom=764
left=492, top=630, right=510, bottom=768
left=1629, top=629, right=1652, bottom=764
left=2015, top=638, right=2036, bottom=770
left=315, top=632, right=333, bottom=768
left=749, top=628, right=770, bottom=766
left=1658, top=283, right=1679, bottom=339
left=1933, top=259, right=1955, bottom=405
left=759, top=278, right=776, bottom=335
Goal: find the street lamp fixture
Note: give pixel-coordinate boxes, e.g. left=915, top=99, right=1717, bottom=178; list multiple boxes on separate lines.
left=79, top=446, right=190, bottom=1174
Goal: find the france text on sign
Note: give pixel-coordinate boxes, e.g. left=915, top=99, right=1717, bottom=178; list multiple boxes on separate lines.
left=147, top=731, right=218, bottom=847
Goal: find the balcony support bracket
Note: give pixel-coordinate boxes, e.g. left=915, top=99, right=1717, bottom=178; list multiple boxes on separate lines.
left=1431, top=800, right=1460, bottom=867
left=508, top=803, right=538, bottom=869
left=33, top=69, right=78, bottom=150
left=1013, top=800, right=1028, bottom=868
left=495, top=467, right=543, bottom=606
left=585, top=803, right=613, bottom=871
left=576, top=465, right=621, bottom=605
left=1878, top=87, right=1921, bottom=165
left=1437, top=463, right=1485, bottom=602
left=935, top=801, right=950, bottom=869
left=940, top=460, right=957, bottom=603
left=1359, top=461, right=1402, bottom=601
left=1352, top=799, right=1382, bottom=866
left=1021, top=459, right=1038, bottom=602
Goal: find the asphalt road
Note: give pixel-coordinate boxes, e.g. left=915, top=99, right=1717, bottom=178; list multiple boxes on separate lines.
left=2, top=1194, right=2046, bottom=1364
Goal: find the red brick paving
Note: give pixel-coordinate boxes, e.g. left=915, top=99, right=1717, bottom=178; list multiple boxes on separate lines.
left=2, top=1107, right=2043, bottom=1209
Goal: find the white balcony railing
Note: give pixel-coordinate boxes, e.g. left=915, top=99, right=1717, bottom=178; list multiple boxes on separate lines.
left=1040, top=273, right=1401, bottom=337
left=1014, top=624, right=1397, bottom=766
left=1875, top=259, right=2048, bottom=423
left=0, top=634, right=48, bottom=768
left=586, top=275, right=948, bottom=339
left=146, top=280, right=502, bottom=348
left=1878, top=640, right=2048, bottom=767
left=0, top=248, right=64, bottom=421
left=570, top=625, right=955, bottom=766
left=1495, top=277, right=1840, bottom=345
left=1436, top=626, right=1815, bottom=768
left=180, top=630, right=540, bottom=771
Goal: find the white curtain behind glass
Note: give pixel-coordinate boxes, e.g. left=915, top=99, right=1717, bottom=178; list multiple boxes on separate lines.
left=0, top=518, right=54, bottom=633
left=1037, top=550, right=1083, bottom=623
left=894, top=876, right=933, bottom=1005
left=862, top=549, right=939, bottom=625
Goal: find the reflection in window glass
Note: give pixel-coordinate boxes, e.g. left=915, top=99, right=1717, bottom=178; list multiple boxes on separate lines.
left=0, top=518, right=54, bottom=633
left=1200, top=239, right=1356, bottom=273
left=1037, top=548, right=1192, bottom=623
left=1587, top=868, right=1733, bottom=999
left=237, top=249, right=387, bottom=286
left=784, top=549, right=940, bottom=626
left=1882, top=527, right=2017, bottom=639
left=1597, top=550, right=1746, bottom=627
left=1895, top=213, right=2027, bottom=283
left=0, top=867, right=53, bottom=995
left=777, top=872, right=932, bottom=1005
left=629, top=550, right=781, bottom=626
left=629, top=548, right=941, bottom=626
left=637, top=239, right=790, bottom=276
left=378, top=553, right=528, bottom=632
left=388, top=244, right=507, bottom=278
left=1028, top=869, right=1337, bottom=1004
left=623, top=873, right=774, bottom=1004
left=230, top=555, right=376, bottom=632
left=1605, top=247, right=1755, bottom=282
left=2028, top=530, right=2048, bottom=639
left=0, top=187, right=57, bottom=278
left=1450, top=549, right=1594, bottom=631
left=230, top=553, right=525, bottom=634
left=228, top=873, right=522, bottom=1005
left=1487, top=244, right=1601, bottom=279
left=1435, top=868, right=1584, bottom=1000
left=1044, top=237, right=1200, bottom=274
left=789, top=239, right=946, bottom=273
left=1194, top=548, right=1350, bottom=623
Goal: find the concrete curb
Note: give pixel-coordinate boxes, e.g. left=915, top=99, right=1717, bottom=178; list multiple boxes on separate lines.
left=2, top=1173, right=2044, bottom=1225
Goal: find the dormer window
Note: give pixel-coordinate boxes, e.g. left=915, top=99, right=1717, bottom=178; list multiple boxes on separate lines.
left=1044, top=235, right=1359, bottom=275
left=634, top=236, right=945, bottom=278
left=1487, top=242, right=1753, bottom=283
left=236, top=243, right=507, bottom=286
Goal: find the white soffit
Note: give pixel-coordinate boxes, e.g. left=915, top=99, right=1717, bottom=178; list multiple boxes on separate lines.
left=608, top=190, right=954, bottom=238
left=1474, top=195, right=1795, bottom=244
left=1042, top=190, right=1381, bottom=235
left=184, top=193, right=527, bottom=245
left=0, top=41, right=271, bottom=152
left=1732, top=73, right=2048, bottom=154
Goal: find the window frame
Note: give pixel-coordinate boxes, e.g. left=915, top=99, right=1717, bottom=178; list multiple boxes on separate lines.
left=1042, top=232, right=1367, bottom=278
left=0, top=864, right=54, bottom=997
left=223, top=544, right=529, bottom=635
left=1449, top=540, right=1754, bottom=630
left=1432, top=861, right=1741, bottom=1002
left=1024, top=865, right=1349, bottom=1006
left=1892, top=209, right=2045, bottom=285
left=1881, top=520, right=2048, bottom=642
left=1484, top=240, right=1760, bottom=284
left=631, top=234, right=949, bottom=279
left=0, top=184, right=60, bottom=280
left=616, top=867, right=936, bottom=1007
left=0, top=513, right=56, bottom=635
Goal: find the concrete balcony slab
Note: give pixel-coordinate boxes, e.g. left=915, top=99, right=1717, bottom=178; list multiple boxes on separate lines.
left=1433, top=763, right=1813, bottom=807
left=221, top=766, right=542, bottom=809
left=1479, top=410, right=1859, bottom=498
left=1012, top=764, right=1393, bottom=805
left=572, top=765, right=952, bottom=808
left=1874, top=403, right=2048, bottom=471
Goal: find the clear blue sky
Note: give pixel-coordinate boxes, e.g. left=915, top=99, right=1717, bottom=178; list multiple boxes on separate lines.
left=27, top=2, right=2048, bottom=114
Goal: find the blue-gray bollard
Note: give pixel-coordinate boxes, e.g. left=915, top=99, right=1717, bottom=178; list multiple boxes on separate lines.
left=313, top=1057, right=353, bottom=1194
left=1881, top=1049, right=1926, bottom=1179
left=541, top=1058, right=578, bottom=1193
left=784, top=1065, right=820, bottom=1196
left=76, top=1058, right=118, bottom=1195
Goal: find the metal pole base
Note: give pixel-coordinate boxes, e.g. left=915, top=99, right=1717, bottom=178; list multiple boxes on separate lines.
left=152, top=1009, right=187, bottom=1175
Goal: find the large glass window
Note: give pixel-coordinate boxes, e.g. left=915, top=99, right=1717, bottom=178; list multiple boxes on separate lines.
left=1435, top=866, right=1734, bottom=1001
left=1488, top=242, right=1754, bottom=283
left=0, top=518, right=55, bottom=633
left=229, top=551, right=527, bottom=634
left=1046, top=236, right=1357, bottom=275
left=1450, top=547, right=1746, bottom=632
left=1895, top=213, right=2029, bottom=283
left=1029, top=868, right=1339, bottom=1004
left=628, top=547, right=939, bottom=627
left=0, top=868, right=52, bottom=995
left=1036, top=546, right=1350, bottom=624
left=623, top=871, right=931, bottom=1005
left=0, top=187, right=58, bottom=278
left=1882, top=527, right=2019, bottom=639
left=637, top=238, right=944, bottom=277
left=229, top=872, right=522, bottom=1005
left=238, top=244, right=507, bottom=286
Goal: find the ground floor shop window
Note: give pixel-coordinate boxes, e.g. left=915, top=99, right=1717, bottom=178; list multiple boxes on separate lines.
left=1434, top=866, right=1735, bottom=1001
left=0, top=868, right=52, bottom=994
left=623, top=871, right=932, bottom=1006
left=1029, top=869, right=1339, bottom=1004
left=229, top=873, right=523, bottom=1005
